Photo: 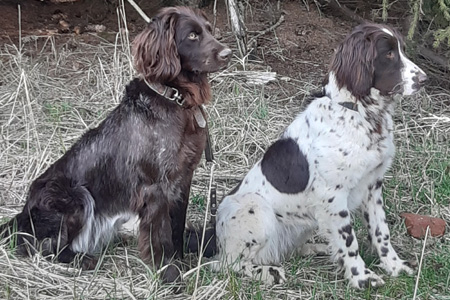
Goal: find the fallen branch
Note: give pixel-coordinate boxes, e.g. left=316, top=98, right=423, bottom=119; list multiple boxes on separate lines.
left=228, top=0, right=247, bottom=58
left=248, top=13, right=285, bottom=47
left=418, top=45, right=450, bottom=71
left=316, top=0, right=364, bottom=24
left=213, top=71, right=277, bottom=85
left=126, top=0, right=151, bottom=23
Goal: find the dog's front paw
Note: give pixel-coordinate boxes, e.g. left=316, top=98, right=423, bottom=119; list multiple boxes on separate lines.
left=80, top=256, right=99, bottom=270
left=161, top=264, right=182, bottom=284
left=380, top=258, right=416, bottom=277
left=349, top=269, right=385, bottom=289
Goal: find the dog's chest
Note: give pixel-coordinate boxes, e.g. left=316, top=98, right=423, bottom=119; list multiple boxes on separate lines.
left=179, top=108, right=207, bottom=167
left=286, top=99, right=395, bottom=189
left=124, top=103, right=206, bottom=184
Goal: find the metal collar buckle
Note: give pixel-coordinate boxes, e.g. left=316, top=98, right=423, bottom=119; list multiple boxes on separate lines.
left=164, top=86, right=185, bottom=106
left=144, top=79, right=185, bottom=107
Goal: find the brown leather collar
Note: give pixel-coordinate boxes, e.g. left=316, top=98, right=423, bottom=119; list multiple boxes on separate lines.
left=144, top=79, right=214, bottom=163
left=144, top=79, right=186, bottom=107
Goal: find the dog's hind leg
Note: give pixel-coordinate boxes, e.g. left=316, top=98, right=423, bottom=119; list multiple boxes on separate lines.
left=12, top=208, right=67, bottom=257
left=297, top=242, right=330, bottom=256
left=241, top=264, right=286, bottom=285
left=9, top=177, right=95, bottom=268
left=215, top=192, right=288, bottom=284
left=14, top=208, right=97, bottom=270
left=210, top=253, right=286, bottom=285
left=57, top=247, right=98, bottom=270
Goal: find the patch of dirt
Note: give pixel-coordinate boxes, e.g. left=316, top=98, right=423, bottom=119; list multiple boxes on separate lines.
left=0, top=0, right=352, bottom=85
left=0, top=0, right=170, bottom=43
left=243, top=0, right=352, bottom=83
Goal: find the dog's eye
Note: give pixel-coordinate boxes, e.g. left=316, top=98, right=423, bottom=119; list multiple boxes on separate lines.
left=386, top=51, right=395, bottom=59
left=188, top=32, right=198, bottom=40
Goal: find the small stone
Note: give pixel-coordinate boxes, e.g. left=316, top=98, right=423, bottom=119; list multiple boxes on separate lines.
left=400, top=213, right=446, bottom=239
left=51, top=12, right=67, bottom=22
left=59, top=20, right=70, bottom=29
left=214, top=28, right=222, bottom=40
left=85, top=24, right=107, bottom=33
left=59, top=20, right=71, bottom=33
left=73, top=26, right=83, bottom=35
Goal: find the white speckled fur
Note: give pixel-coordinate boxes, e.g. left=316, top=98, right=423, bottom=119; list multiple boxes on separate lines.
left=214, top=26, right=425, bottom=288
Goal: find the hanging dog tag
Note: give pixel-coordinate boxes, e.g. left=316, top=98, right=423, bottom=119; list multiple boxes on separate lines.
left=193, top=106, right=206, bottom=128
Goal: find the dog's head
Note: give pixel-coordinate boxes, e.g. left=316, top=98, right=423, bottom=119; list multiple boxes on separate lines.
left=328, top=23, right=427, bottom=100
left=132, top=6, right=231, bottom=83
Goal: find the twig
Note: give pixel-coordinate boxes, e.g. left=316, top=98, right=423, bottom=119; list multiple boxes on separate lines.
left=192, top=163, right=216, bottom=299
left=213, top=0, right=218, bottom=32
left=316, top=0, right=365, bottom=24
left=413, top=226, right=429, bottom=300
left=228, top=0, right=247, bottom=58
left=126, top=0, right=151, bottom=23
left=248, top=14, right=285, bottom=47
left=213, top=70, right=277, bottom=85
left=17, top=4, right=22, bottom=64
left=418, top=45, right=450, bottom=71
left=182, top=260, right=218, bottom=279
left=118, top=0, right=134, bottom=79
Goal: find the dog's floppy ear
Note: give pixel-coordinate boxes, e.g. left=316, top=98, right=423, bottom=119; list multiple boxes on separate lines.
left=132, top=8, right=181, bottom=83
left=329, top=29, right=377, bottom=100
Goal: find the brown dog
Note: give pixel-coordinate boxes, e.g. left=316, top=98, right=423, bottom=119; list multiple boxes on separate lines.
left=0, top=6, right=231, bottom=283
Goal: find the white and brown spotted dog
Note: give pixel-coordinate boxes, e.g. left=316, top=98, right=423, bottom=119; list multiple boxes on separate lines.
left=213, top=23, right=427, bottom=288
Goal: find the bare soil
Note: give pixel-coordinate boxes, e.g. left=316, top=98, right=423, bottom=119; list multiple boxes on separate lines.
left=0, top=0, right=353, bottom=85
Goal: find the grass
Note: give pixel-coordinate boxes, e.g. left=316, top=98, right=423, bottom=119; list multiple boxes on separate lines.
left=1, top=9, right=450, bottom=300
left=191, top=194, right=206, bottom=211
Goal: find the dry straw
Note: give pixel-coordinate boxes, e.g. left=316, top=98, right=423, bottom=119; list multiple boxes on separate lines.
left=1, top=1, right=449, bottom=300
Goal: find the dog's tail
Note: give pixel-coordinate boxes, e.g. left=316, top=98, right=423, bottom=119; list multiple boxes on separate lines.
left=185, top=221, right=217, bottom=258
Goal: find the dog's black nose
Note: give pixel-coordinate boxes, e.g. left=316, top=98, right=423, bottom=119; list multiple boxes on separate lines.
left=219, top=48, right=232, bottom=61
